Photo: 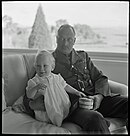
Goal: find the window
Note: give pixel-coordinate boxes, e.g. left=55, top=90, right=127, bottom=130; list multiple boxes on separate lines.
left=2, top=1, right=129, bottom=53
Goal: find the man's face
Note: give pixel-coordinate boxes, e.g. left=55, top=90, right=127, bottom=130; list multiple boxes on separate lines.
left=56, top=27, right=76, bottom=55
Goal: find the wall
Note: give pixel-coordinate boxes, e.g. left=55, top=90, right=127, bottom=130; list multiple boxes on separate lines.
left=88, top=52, right=128, bottom=85
left=93, top=60, right=128, bottom=85
left=3, top=49, right=128, bottom=85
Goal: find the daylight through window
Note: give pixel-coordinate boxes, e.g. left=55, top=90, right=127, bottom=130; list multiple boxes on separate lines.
left=2, top=1, right=129, bottom=53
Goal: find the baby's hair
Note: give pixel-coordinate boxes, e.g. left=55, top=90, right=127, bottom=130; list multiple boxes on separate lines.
left=34, top=50, right=55, bottom=70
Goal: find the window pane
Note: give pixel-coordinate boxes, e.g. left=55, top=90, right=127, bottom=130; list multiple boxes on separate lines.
left=2, top=1, right=129, bottom=53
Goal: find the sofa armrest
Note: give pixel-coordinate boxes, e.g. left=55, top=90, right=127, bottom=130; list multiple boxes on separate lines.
left=108, top=80, right=128, bottom=96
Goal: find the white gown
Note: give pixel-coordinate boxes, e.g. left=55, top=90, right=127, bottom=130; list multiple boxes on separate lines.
left=26, top=73, right=71, bottom=127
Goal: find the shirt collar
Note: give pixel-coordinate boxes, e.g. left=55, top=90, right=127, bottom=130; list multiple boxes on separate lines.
left=36, top=73, right=52, bottom=80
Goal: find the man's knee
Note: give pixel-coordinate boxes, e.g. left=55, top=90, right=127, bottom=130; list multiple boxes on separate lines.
left=73, top=109, right=109, bottom=128
left=85, top=111, right=109, bottom=126
left=84, top=111, right=110, bottom=133
left=68, top=109, right=110, bottom=133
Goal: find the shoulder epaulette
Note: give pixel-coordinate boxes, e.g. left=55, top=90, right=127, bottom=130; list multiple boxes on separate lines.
left=77, top=50, right=89, bottom=61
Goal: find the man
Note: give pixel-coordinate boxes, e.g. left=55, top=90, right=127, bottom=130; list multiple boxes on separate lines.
left=27, top=24, right=128, bottom=134
left=51, top=24, right=128, bottom=134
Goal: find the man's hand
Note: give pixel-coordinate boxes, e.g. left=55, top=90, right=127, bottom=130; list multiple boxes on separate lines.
left=78, top=94, right=104, bottom=110
left=90, top=94, right=104, bottom=110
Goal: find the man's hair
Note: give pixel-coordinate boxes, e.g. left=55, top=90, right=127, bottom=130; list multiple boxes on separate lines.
left=57, top=24, right=76, bottom=36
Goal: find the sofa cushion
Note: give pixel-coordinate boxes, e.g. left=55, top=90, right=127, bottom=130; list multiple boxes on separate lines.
left=107, top=118, right=126, bottom=131
left=23, top=54, right=36, bottom=79
left=108, top=80, right=128, bottom=96
left=2, top=110, right=70, bottom=134
left=2, top=54, right=28, bottom=106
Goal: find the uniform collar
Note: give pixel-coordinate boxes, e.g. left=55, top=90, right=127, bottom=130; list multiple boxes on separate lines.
left=53, top=48, right=83, bottom=65
left=53, top=49, right=71, bottom=65
left=71, top=49, right=83, bottom=65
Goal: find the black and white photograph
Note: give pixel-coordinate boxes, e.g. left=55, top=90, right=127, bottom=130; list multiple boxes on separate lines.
left=2, top=1, right=128, bottom=134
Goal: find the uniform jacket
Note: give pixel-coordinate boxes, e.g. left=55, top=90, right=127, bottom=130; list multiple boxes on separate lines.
left=52, top=49, right=112, bottom=97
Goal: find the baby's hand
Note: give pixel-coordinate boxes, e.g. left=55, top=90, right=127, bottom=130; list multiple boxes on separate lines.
left=37, top=83, right=47, bottom=90
left=38, top=89, right=46, bottom=95
left=78, top=92, right=86, bottom=98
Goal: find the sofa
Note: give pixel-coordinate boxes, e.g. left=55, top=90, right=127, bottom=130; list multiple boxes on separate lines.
left=2, top=53, right=128, bottom=134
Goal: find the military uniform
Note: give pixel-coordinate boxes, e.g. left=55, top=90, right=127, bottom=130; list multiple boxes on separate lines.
left=52, top=49, right=128, bottom=133
left=53, top=49, right=111, bottom=97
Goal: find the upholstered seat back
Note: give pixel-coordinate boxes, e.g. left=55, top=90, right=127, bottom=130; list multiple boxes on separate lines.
left=2, top=54, right=36, bottom=106
left=2, top=53, right=128, bottom=106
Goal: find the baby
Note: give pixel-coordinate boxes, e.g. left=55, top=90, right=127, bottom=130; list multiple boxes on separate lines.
left=26, top=50, right=85, bottom=127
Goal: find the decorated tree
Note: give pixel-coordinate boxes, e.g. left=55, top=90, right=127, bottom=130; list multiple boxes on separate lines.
left=28, top=4, right=52, bottom=49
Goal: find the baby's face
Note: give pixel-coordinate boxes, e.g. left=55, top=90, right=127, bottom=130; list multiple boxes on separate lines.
left=35, top=55, right=52, bottom=77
